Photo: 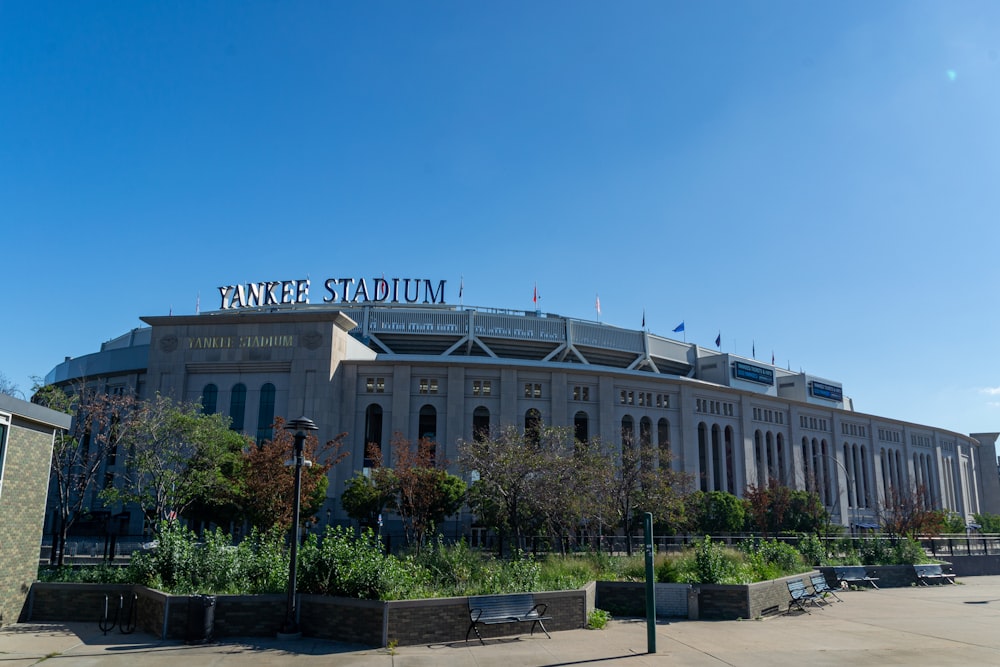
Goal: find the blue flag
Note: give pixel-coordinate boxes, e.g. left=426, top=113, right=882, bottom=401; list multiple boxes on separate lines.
left=715, top=332, right=721, bottom=348
left=672, top=321, right=685, bottom=333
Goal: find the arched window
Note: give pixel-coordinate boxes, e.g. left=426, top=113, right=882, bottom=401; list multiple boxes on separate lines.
left=229, top=383, right=247, bottom=431
left=658, top=418, right=671, bottom=469
left=621, top=415, right=635, bottom=448
left=473, top=406, right=490, bottom=442
left=201, top=384, right=218, bottom=415
left=525, top=408, right=542, bottom=446
left=725, top=426, right=735, bottom=494
left=711, top=424, right=723, bottom=491
left=256, top=383, right=276, bottom=444
left=637, top=417, right=651, bottom=470
left=419, top=405, right=437, bottom=465
left=364, top=404, right=384, bottom=467
left=698, top=422, right=709, bottom=491
left=574, top=411, right=589, bottom=443
left=802, top=437, right=812, bottom=492
left=776, top=433, right=786, bottom=485
left=765, top=431, right=775, bottom=481
left=754, top=430, right=765, bottom=487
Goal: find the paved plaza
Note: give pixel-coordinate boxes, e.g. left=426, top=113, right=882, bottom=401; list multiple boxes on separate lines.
left=4, top=576, right=1000, bottom=666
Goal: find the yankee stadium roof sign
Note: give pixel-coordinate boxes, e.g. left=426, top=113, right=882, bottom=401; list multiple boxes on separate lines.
left=217, top=277, right=448, bottom=310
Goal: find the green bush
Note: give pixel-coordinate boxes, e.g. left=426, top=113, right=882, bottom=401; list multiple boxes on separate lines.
left=655, top=555, right=683, bottom=583
left=692, top=536, right=737, bottom=584
left=587, top=608, right=612, bottom=629
left=297, top=526, right=423, bottom=600
left=796, top=534, right=825, bottom=566
left=123, top=522, right=289, bottom=594
left=45, top=529, right=939, bottom=597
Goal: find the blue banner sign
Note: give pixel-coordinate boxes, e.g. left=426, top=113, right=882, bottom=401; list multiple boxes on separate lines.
left=810, top=381, right=843, bottom=401
left=733, top=361, right=774, bottom=385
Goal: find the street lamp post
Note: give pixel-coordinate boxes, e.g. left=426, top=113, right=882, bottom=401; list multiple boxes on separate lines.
left=816, top=452, right=855, bottom=531
left=281, top=416, right=317, bottom=637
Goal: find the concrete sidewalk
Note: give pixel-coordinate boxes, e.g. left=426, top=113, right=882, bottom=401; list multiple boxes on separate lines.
left=5, top=576, right=1000, bottom=666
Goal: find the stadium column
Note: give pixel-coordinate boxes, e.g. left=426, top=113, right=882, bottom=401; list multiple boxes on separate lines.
left=390, top=365, right=411, bottom=441
left=446, top=366, right=465, bottom=464
left=676, top=385, right=698, bottom=489
left=550, top=372, right=568, bottom=428
left=738, top=395, right=757, bottom=498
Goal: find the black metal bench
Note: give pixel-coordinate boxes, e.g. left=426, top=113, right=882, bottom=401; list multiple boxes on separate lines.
left=787, top=579, right=823, bottom=614
left=914, top=564, right=956, bottom=585
left=833, top=566, right=880, bottom=589
left=810, top=573, right=842, bottom=603
left=467, top=593, right=552, bottom=644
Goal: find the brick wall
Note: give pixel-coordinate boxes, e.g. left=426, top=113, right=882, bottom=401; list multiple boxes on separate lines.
left=300, top=595, right=386, bottom=646
left=818, top=564, right=958, bottom=588
left=28, top=584, right=589, bottom=648
left=940, top=556, right=995, bottom=577
left=385, top=589, right=587, bottom=646
left=597, top=575, right=815, bottom=621
left=1, top=419, right=58, bottom=625
left=595, top=582, right=691, bottom=619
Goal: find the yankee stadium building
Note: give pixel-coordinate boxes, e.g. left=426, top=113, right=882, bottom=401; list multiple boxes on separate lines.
left=42, top=275, right=1000, bottom=541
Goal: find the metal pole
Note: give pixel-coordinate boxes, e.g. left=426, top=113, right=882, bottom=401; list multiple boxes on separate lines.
left=643, top=512, right=656, bottom=654
left=281, top=417, right=317, bottom=636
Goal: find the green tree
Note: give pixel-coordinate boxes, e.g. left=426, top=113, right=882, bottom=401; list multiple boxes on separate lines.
left=607, top=432, right=691, bottom=554
left=100, top=394, right=251, bottom=535
left=32, top=381, right=128, bottom=565
left=533, top=433, right=610, bottom=554
left=877, top=483, right=940, bottom=538
left=784, top=489, right=828, bottom=534
left=688, top=490, right=746, bottom=534
left=459, top=423, right=548, bottom=556
left=241, top=416, right=347, bottom=531
left=974, top=512, right=1000, bottom=533
left=392, top=435, right=467, bottom=552
left=341, top=469, right=398, bottom=532
left=744, top=479, right=792, bottom=536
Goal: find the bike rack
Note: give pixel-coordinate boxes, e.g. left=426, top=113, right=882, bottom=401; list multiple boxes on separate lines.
left=99, top=592, right=138, bottom=635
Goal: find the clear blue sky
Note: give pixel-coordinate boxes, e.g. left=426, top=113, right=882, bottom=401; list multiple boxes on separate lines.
left=4, top=2, right=1000, bottom=449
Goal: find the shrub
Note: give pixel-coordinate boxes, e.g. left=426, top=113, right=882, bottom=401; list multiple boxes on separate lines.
left=892, top=537, right=927, bottom=565
left=297, top=526, right=423, bottom=600
left=655, top=555, right=683, bottom=583
left=797, top=534, right=825, bottom=566
left=587, top=608, right=612, bottom=629
left=692, top=536, right=737, bottom=584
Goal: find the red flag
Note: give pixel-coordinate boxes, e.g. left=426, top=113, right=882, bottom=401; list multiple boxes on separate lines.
left=533, top=283, right=538, bottom=304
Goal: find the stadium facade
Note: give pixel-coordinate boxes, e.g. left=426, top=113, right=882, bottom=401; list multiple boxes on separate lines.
left=43, top=276, right=1000, bottom=541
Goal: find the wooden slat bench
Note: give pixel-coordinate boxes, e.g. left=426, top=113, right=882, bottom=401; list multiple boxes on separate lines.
left=832, top=566, right=880, bottom=589
left=466, top=593, right=552, bottom=644
left=914, top=564, right=957, bottom=585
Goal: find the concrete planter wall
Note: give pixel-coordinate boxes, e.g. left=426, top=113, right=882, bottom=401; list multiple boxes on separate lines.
left=26, top=583, right=591, bottom=648
left=597, top=573, right=820, bottom=621
left=818, top=563, right=957, bottom=588
left=595, top=582, right=692, bottom=619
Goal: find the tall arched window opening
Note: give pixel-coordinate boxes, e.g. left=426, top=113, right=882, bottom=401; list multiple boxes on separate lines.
left=419, top=405, right=437, bottom=465
left=473, top=406, right=490, bottom=442
left=525, top=408, right=542, bottom=447
left=256, top=383, right=276, bottom=444
left=574, top=411, right=589, bottom=443
left=364, top=404, right=384, bottom=467
left=201, top=384, right=218, bottom=415
left=229, top=383, right=246, bottom=432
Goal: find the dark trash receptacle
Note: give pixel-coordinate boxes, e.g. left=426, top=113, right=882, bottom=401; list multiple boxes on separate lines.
left=186, top=594, right=216, bottom=643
